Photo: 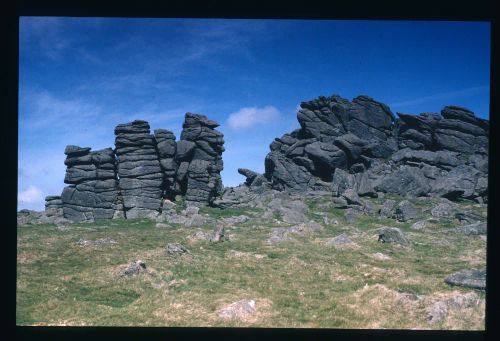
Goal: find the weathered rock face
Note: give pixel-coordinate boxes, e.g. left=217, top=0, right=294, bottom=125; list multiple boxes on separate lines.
left=177, top=113, right=225, bottom=206
left=49, top=113, right=224, bottom=221
left=154, top=129, right=177, bottom=199
left=263, top=94, right=488, bottom=202
left=114, top=120, right=163, bottom=219
left=61, top=146, right=120, bottom=221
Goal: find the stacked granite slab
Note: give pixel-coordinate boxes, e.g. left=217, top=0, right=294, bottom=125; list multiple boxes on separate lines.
left=154, top=129, right=178, bottom=199
left=114, top=120, right=163, bottom=219
left=264, top=95, right=397, bottom=192
left=60, top=146, right=119, bottom=221
left=45, top=195, right=63, bottom=210
left=177, top=113, right=225, bottom=205
left=391, top=106, right=489, bottom=201
left=261, top=94, right=488, bottom=202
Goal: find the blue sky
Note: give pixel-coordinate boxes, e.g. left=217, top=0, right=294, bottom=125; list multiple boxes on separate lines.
left=18, top=18, right=491, bottom=210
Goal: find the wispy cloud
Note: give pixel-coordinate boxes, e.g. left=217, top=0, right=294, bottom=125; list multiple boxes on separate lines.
left=19, top=90, right=103, bottom=132
left=227, top=106, right=281, bottom=130
left=20, top=17, right=70, bottom=60
left=180, top=20, right=274, bottom=63
left=18, top=185, right=43, bottom=204
left=389, top=86, right=489, bottom=108
left=20, top=17, right=103, bottom=63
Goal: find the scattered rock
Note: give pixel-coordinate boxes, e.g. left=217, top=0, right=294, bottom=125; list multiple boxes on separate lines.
left=184, top=214, right=210, bottom=227
left=325, top=234, right=354, bottom=247
left=427, top=301, right=448, bottom=324
left=377, top=227, right=409, bottom=245
left=455, top=211, right=485, bottom=224
left=372, top=252, right=392, bottom=261
left=342, top=188, right=362, bottom=206
left=210, top=226, right=228, bottom=243
left=427, top=292, right=480, bottom=324
left=155, top=222, right=169, bottom=228
left=379, top=199, right=396, bottom=219
left=344, top=208, right=361, bottom=223
left=75, top=237, right=118, bottom=246
left=165, top=243, right=189, bottom=255
left=431, top=202, right=455, bottom=218
left=123, top=260, right=146, bottom=276
left=448, top=222, right=487, bottom=235
left=219, top=299, right=256, bottom=320
left=187, top=229, right=212, bottom=242
left=444, top=269, right=486, bottom=290
left=220, top=215, right=250, bottom=226
left=410, top=220, right=428, bottom=230
left=266, top=228, right=296, bottom=245
left=392, top=200, right=420, bottom=222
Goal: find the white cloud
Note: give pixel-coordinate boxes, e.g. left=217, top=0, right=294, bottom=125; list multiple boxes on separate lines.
left=18, top=185, right=43, bottom=204
left=227, top=106, right=281, bottom=130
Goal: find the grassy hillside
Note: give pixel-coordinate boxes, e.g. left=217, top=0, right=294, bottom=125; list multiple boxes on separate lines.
left=16, top=196, right=486, bottom=329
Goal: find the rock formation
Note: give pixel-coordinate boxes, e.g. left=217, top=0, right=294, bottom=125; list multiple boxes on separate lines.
left=43, top=93, right=488, bottom=222
left=255, top=94, right=488, bottom=203
left=48, top=112, right=224, bottom=221
left=114, top=120, right=163, bottom=219
left=154, top=129, right=178, bottom=199
left=60, top=146, right=120, bottom=221
left=177, top=113, right=225, bottom=205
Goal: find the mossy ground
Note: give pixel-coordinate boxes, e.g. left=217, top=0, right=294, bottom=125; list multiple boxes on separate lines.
left=16, top=196, right=486, bottom=329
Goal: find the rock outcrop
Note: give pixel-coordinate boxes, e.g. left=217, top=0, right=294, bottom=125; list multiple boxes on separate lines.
left=177, top=113, right=225, bottom=206
left=47, top=113, right=224, bottom=221
left=262, top=94, right=488, bottom=203
left=60, top=146, right=120, bottom=221
left=114, top=120, right=163, bottom=219
left=42, top=93, right=488, bottom=222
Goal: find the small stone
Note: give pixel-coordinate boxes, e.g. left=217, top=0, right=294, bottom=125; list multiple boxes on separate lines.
left=219, top=299, right=256, bottom=320
left=165, top=243, right=189, bottom=255
left=76, top=237, right=118, bottom=246
left=410, top=220, right=428, bottom=230
left=325, top=234, right=354, bottom=247
left=188, top=229, right=212, bottom=242
left=185, top=214, right=209, bottom=227
left=123, top=260, right=146, bottom=276
left=372, top=252, right=392, bottom=261
left=156, top=222, right=169, bottom=228
left=210, top=226, right=228, bottom=243
left=427, top=301, right=448, bottom=324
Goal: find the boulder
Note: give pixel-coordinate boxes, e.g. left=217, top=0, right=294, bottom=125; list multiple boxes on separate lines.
left=448, top=222, right=487, bottom=235
left=377, top=227, right=409, bottom=245
left=379, top=199, right=396, bottom=219
left=431, top=202, right=455, bottom=218
left=342, top=188, right=362, bottom=206
left=375, top=166, right=431, bottom=197
left=444, top=269, right=486, bottom=290
left=392, top=200, right=420, bottom=222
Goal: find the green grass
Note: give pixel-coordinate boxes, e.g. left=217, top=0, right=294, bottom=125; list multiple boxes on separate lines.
left=16, top=195, right=486, bottom=328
